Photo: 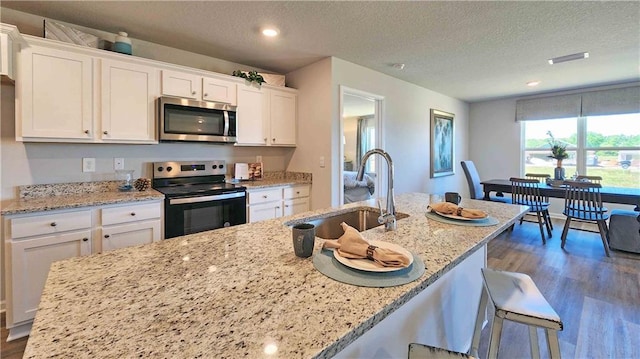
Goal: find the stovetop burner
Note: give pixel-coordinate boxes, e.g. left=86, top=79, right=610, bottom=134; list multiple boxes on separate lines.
left=152, top=160, right=246, bottom=198
left=155, top=182, right=245, bottom=198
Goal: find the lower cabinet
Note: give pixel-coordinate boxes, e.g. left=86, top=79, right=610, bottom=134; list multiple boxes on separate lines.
left=247, top=185, right=310, bottom=223
left=2, top=200, right=162, bottom=340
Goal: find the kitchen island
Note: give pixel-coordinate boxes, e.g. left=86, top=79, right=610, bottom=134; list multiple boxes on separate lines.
left=23, top=193, right=527, bottom=358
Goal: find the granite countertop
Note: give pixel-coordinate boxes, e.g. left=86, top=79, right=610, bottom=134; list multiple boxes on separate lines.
left=1, top=184, right=165, bottom=215
left=24, top=193, right=527, bottom=358
left=238, top=178, right=312, bottom=189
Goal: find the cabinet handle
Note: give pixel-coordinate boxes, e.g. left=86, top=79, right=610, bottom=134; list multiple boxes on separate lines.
left=285, top=205, right=289, bottom=208
left=273, top=138, right=276, bottom=142
left=191, top=91, right=196, bottom=95
left=84, top=130, right=90, bottom=134
left=296, top=191, right=300, bottom=194
left=263, top=195, right=268, bottom=198
left=204, top=93, right=208, bottom=97
left=130, top=212, right=136, bottom=216
left=264, top=137, right=267, bottom=142
left=104, top=234, right=110, bottom=238
left=103, top=131, right=108, bottom=135
left=82, top=238, right=89, bottom=242
left=276, top=206, right=280, bottom=209
left=50, top=222, right=57, bottom=227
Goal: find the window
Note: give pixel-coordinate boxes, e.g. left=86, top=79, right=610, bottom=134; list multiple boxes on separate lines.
left=523, top=113, right=640, bottom=188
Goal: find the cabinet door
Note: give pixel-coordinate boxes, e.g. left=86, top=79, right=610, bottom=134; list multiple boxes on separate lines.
left=269, top=90, right=296, bottom=146
left=101, top=59, right=159, bottom=143
left=19, top=45, right=93, bottom=140
left=9, top=231, right=91, bottom=324
left=283, top=197, right=309, bottom=216
left=101, top=219, right=161, bottom=252
left=161, top=70, right=200, bottom=99
left=202, top=77, right=237, bottom=105
left=236, top=85, right=268, bottom=145
left=248, top=202, right=283, bottom=223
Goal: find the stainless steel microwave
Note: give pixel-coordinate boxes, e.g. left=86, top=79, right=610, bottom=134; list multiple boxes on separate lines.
left=159, top=97, right=237, bottom=143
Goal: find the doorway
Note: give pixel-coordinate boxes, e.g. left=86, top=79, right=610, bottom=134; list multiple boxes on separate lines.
left=339, top=86, right=384, bottom=205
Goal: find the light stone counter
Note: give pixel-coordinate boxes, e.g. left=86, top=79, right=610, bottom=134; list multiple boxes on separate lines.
left=23, top=193, right=527, bottom=358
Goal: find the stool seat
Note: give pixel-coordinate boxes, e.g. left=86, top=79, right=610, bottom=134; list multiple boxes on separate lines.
left=471, top=268, right=563, bottom=359
left=483, top=269, right=562, bottom=331
left=608, top=209, right=640, bottom=254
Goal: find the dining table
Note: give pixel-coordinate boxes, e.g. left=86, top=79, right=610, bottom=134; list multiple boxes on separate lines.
left=481, top=179, right=640, bottom=219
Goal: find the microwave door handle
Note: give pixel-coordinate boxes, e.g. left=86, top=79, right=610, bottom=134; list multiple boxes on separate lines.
left=223, top=111, right=230, bottom=136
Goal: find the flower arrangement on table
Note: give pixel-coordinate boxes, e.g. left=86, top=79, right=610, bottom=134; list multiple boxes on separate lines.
left=546, top=131, right=568, bottom=166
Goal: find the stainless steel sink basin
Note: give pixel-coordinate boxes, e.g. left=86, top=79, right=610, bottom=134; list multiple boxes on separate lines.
left=297, top=207, right=409, bottom=239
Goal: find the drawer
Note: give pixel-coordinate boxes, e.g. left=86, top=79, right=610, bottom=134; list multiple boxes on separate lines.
left=102, top=202, right=161, bottom=226
left=248, top=188, right=283, bottom=205
left=284, top=185, right=310, bottom=199
left=10, top=210, right=92, bottom=239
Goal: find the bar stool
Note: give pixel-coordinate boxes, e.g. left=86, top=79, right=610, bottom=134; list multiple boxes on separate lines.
left=470, top=268, right=563, bottom=359
left=408, top=343, right=474, bottom=358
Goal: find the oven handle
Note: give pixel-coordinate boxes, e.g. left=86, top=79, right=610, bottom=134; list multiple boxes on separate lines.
left=169, top=191, right=245, bottom=205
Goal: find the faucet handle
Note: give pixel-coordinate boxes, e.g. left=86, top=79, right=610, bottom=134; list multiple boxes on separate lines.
left=377, top=199, right=385, bottom=215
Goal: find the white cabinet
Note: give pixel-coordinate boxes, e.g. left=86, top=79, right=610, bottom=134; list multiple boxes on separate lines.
left=247, top=185, right=310, bottom=222
left=1, top=23, right=22, bottom=80
left=18, top=43, right=94, bottom=140
left=4, top=209, right=92, bottom=329
left=3, top=200, right=163, bottom=340
left=17, top=37, right=161, bottom=143
left=236, top=85, right=297, bottom=146
left=162, top=69, right=237, bottom=105
left=236, top=85, right=269, bottom=145
left=283, top=185, right=310, bottom=216
left=100, top=202, right=162, bottom=252
left=100, top=59, right=159, bottom=143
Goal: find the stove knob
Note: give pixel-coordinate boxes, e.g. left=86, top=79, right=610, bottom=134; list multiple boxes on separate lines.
left=157, top=166, right=164, bottom=172
left=219, top=164, right=224, bottom=169
left=167, top=166, right=173, bottom=172
left=212, top=165, right=218, bottom=169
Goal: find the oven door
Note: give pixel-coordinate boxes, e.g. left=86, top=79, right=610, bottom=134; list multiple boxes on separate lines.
left=164, top=191, right=246, bottom=239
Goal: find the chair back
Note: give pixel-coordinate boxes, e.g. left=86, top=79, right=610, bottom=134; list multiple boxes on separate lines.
left=525, top=173, right=551, bottom=182
left=575, top=175, right=602, bottom=184
left=461, top=160, right=483, bottom=199
left=563, top=180, right=607, bottom=221
left=510, top=177, right=546, bottom=210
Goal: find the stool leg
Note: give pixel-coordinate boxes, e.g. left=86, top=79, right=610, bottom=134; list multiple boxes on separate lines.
left=470, top=287, right=489, bottom=357
left=529, top=326, right=540, bottom=359
left=487, top=315, right=504, bottom=359
left=545, top=329, right=562, bottom=359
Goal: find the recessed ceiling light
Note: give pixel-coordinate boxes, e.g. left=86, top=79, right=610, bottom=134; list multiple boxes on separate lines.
left=548, top=52, right=589, bottom=65
left=262, top=28, right=279, bottom=37
left=526, top=81, right=541, bottom=87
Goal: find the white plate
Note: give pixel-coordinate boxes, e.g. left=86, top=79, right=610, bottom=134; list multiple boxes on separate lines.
left=333, top=240, right=413, bottom=273
left=433, top=210, right=487, bottom=221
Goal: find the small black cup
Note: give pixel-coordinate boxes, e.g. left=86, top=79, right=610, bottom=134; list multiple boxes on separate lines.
left=292, top=223, right=315, bottom=258
left=445, top=192, right=462, bottom=205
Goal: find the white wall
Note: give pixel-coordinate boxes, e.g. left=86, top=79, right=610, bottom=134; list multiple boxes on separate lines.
left=331, top=58, right=470, bottom=202
left=343, top=116, right=358, bottom=164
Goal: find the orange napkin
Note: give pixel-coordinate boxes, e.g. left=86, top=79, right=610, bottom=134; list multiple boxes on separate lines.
left=322, top=222, right=411, bottom=268
left=428, top=202, right=488, bottom=219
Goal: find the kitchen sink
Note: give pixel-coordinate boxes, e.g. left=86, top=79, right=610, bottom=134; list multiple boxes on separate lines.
left=294, top=207, right=409, bottom=239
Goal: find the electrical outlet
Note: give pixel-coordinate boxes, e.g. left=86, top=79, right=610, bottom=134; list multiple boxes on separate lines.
left=256, top=155, right=263, bottom=163
left=319, top=156, right=325, bottom=168
left=82, top=158, right=96, bottom=173
left=114, top=158, right=125, bottom=170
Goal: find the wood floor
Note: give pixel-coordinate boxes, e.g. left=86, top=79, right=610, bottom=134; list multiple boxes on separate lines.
left=1, top=218, right=638, bottom=358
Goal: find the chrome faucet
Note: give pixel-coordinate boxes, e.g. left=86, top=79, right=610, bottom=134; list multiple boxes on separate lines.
left=356, top=148, right=397, bottom=231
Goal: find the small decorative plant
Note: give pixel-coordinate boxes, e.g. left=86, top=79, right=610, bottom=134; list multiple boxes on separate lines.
left=232, top=70, right=265, bottom=85
left=546, top=131, right=568, bottom=163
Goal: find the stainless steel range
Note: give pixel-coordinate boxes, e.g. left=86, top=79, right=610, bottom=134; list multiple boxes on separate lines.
left=152, top=160, right=246, bottom=239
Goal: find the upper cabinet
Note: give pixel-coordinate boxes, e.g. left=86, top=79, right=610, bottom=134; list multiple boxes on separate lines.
left=101, top=59, right=159, bottom=143
left=162, top=69, right=237, bottom=105
left=236, top=84, right=297, bottom=147
left=1, top=23, right=22, bottom=80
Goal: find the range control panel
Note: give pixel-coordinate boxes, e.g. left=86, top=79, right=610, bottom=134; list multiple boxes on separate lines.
left=153, top=161, right=226, bottom=179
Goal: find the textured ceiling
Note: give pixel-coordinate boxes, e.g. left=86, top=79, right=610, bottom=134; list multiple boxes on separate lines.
left=2, top=1, right=639, bottom=102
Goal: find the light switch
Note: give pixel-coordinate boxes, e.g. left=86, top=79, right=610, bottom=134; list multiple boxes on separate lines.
left=319, top=156, right=325, bottom=168
left=114, top=158, right=125, bottom=170
left=82, top=158, right=96, bottom=172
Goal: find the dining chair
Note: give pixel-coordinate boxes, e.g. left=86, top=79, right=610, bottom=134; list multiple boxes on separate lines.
left=524, top=173, right=553, bottom=229
left=561, top=180, right=610, bottom=256
left=510, top=177, right=552, bottom=243
left=460, top=161, right=511, bottom=203
left=575, top=175, right=602, bottom=184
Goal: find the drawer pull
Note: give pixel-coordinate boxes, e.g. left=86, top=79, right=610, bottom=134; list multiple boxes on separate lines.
left=296, top=191, right=300, bottom=194
left=273, top=138, right=276, bottom=142
left=276, top=206, right=280, bottom=209
left=130, top=212, right=136, bottom=216
left=191, top=91, right=196, bottom=95
left=82, top=238, right=89, bottom=242
left=285, top=205, right=289, bottom=208
left=104, top=234, right=110, bottom=239
left=204, top=93, right=208, bottom=97
left=103, top=131, right=108, bottom=135
left=263, top=195, right=268, bottom=199
left=84, top=130, right=90, bottom=134
left=50, top=222, right=57, bottom=227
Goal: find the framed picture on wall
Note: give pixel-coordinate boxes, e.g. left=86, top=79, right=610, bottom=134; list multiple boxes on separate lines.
left=430, top=109, right=455, bottom=178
